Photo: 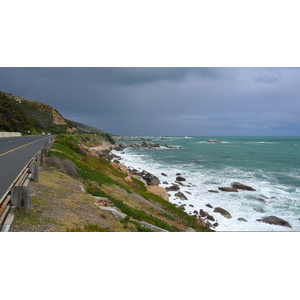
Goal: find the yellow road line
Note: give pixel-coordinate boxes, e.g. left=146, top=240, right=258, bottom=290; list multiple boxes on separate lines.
left=0, top=137, right=49, bottom=157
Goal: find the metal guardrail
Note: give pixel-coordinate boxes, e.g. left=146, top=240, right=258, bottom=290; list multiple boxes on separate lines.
left=0, top=138, right=54, bottom=232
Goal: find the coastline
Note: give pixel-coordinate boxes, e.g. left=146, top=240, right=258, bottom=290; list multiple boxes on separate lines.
left=108, top=137, right=298, bottom=232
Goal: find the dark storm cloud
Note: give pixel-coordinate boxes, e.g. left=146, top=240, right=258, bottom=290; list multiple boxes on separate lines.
left=1, top=67, right=300, bottom=136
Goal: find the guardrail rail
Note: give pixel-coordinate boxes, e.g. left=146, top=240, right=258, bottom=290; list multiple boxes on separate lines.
left=0, top=138, right=54, bottom=232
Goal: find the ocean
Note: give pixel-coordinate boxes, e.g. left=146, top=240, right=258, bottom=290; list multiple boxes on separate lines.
left=112, top=136, right=300, bottom=231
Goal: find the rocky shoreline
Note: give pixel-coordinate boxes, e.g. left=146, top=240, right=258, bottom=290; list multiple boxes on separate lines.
left=91, top=138, right=293, bottom=230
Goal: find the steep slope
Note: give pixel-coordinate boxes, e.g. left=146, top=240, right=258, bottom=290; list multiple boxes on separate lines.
left=0, top=91, right=76, bottom=134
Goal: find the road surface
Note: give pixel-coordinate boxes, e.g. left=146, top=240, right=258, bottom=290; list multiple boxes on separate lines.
left=0, top=135, right=53, bottom=202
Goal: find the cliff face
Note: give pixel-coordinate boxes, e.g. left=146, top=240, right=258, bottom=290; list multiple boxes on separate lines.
left=0, top=91, right=77, bottom=134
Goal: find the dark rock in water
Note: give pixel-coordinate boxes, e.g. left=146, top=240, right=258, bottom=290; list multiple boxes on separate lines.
left=199, top=209, right=209, bottom=218
left=253, top=207, right=266, bottom=213
left=254, top=194, right=268, bottom=203
left=256, top=216, right=292, bottom=228
left=185, top=191, right=192, bottom=195
left=189, top=204, right=194, bottom=207
left=163, top=181, right=169, bottom=185
left=175, top=191, right=188, bottom=200
left=130, top=169, right=160, bottom=185
left=238, top=218, right=248, bottom=222
left=207, top=139, right=222, bottom=143
left=219, top=187, right=239, bottom=192
left=161, top=173, right=168, bottom=177
left=208, top=190, right=219, bottom=193
left=255, top=197, right=268, bottom=203
left=232, top=182, right=256, bottom=191
left=176, top=176, right=186, bottom=182
left=205, top=204, right=213, bottom=209
left=193, top=210, right=199, bottom=215
left=207, top=215, right=215, bottom=222
left=176, top=173, right=181, bottom=175
left=166, top=184, right=180, bottom=192
left=213, top=222, right=219, bottom=227
left=213, top=207, right=232, bottom=219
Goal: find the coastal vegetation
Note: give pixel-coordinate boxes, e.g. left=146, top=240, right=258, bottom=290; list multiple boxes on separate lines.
left=11, top=133, right=212, bottom=232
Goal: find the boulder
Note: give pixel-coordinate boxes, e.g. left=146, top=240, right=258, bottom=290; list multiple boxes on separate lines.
left=176, top=176, right=186, bottom=182
left=205, top=204, right=213, bottom=209
left=166, top=184, right=180, bottom=192
left=199, top=209, right=209, bottom=218
left=219, top=187, right=239, bottom=192
left=207, top=214, right=215, bottom=222
left=238, top=218, right=248, bottom=222
left=256, top=216, right=292, bottom=228
left=208, top=190, right=219, bottom=193
left=213, top=207, right=232, bottom=219
left=119, top=142, right=127, bottom=149
left=161, top=173, right=168, bottom=177
left=253, top=207, right=266, bottom=213
left=207, top=139, right=222, bottom=143
left=185, top=227, right=196, bottom=232
left=124, top=176, right=133, bottom=183
left=174, top=191, right=188, bottom=200
left=147, top=185, right=169, bottom=201
left=132, top=170, right=160, bottom=185
left=232, top=182, right=256, bottom=191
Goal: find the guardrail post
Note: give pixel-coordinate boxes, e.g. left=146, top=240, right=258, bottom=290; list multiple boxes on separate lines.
left=10, top=186, right=31, bottom=211
left=29, top=162, right=40, bottom=182
left=22, top=187, right=31, bottom=211
left=11, top=187, right=23, bottom=206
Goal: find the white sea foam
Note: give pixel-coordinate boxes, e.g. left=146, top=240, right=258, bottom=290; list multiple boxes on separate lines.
left=112, top=147, right=300, bottom=232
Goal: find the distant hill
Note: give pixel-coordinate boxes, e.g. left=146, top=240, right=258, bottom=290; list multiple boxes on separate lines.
left=68, top=120, right=105, bottom=135
left=0, top=91, right=112, bottom=141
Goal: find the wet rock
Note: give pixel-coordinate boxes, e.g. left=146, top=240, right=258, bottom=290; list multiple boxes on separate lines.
left=175, top=191, right=188, bottom=200
left=163, top=181, right=169, bottom=185
left=189, top=204, right=194, bottom=207
left=238, top=218, right=248, bottom=222
left=253, top=207, right=266, bottom=213
left=219, top=187, right=239, bottom=192
left=208, top=190, right=219, bottom=193
left=166, top=184, right=180, bottom=192
left=232, top=182, right=256, bottom=191
left=199, top=209, right=209, bottom=218
left=193, top=210, right=198, bottom=215
left=176, top=173, right=181, bottom=175
left=176, top=176, right=186, bottom=182
left=205, top=204, right=213, bottom=209
left=256, top=216, right=292, bottom=228
left=207, top=214, right=215, bottom=222
left=161, top=173, right=168, bottom=177
left=185, top=191, right=192, bottom=195
left=207, top=139, right=222, bottom=143
left=213, top=207, right=232, bottom=219
left=213, top=222, right=219, bottom=227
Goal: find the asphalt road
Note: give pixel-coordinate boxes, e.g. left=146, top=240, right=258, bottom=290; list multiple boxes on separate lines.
left=0, top=135, right=53, bottom=202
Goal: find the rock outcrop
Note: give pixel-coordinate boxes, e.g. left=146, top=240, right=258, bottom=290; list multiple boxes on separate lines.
left=232, top=182, right=256, bottom=191
left=147, top=185, right=169, bottom=201
left=213, top=207, right=232, bottom=219
left=256, top=216, right=292, bottom=228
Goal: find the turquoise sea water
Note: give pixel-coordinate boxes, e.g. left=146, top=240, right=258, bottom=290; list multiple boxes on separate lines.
left=114, top=136, right=300, bottom=231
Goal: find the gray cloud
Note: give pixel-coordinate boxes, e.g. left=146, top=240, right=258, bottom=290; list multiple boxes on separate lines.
left=1, top=67, right=300, bottom=136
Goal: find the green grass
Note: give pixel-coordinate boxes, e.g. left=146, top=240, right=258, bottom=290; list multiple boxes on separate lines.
left=67, top=224, right=110, bottom=232
left=49, top=134, right=213, bottom=232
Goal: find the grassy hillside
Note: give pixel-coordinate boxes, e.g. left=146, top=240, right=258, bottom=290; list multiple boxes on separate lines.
left=11, top=133, right=212, bottom=232
left=0, top=92, right=114, bottom=141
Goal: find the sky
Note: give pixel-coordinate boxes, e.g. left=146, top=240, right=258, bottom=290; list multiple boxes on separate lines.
left=1, top=67, right=300, bottom=136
